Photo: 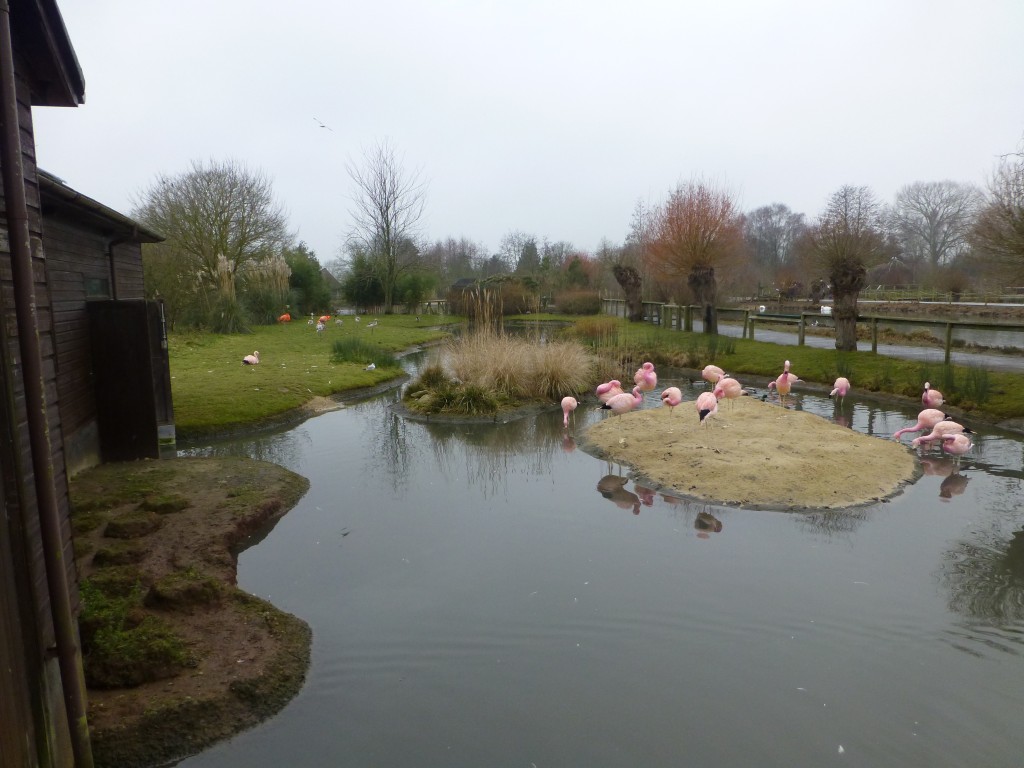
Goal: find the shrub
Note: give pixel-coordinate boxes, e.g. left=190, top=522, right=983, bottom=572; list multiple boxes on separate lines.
left=331, top=337, right=399, bottom=368
left=555, top=290, right=602, bottom=315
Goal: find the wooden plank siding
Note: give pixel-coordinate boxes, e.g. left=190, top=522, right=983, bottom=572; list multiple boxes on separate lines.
left=0, top=55, right=72, bottom=766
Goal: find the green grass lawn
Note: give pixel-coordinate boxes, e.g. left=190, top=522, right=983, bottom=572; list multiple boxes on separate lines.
left=169, top=315, right=456, bottom=438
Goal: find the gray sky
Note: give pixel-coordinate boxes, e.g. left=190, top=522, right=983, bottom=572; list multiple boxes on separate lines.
left=34, top=0, right=1024, bottom=262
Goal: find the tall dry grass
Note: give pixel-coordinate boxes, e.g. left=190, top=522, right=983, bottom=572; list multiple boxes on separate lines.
left=446, top=328, right=594, bottom=400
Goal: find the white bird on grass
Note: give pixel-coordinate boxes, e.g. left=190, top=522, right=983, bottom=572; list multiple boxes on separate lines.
left=364, top=362, right=376, bottom=371
left=242, top=350, right=260, bottom=365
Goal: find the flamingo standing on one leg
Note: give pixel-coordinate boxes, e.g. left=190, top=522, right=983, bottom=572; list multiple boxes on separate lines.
left=712, top=376, right=744, bottom=409
left=701, top=364, right=725, bottom=386
left=660, top=386, right=682, bottom=414
left=922, top=382, right=944, bottom=408
left=560, top=396, right=578, bottom=428
left=696, top=391, right=718, bottom=428
left=600, top=386, right=643, bottom=418
left=830, top=377, right=851, bottom=406
left=634, top=362, right=657, bottom=392
left=242, top=350, right=260, bottom=365
left=892, top=408, right=948, bottom=441
left=596, top=379, right=624, bottom=404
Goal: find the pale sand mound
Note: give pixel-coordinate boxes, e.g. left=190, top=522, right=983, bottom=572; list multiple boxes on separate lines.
left=583, top=396, right=918, bottom=510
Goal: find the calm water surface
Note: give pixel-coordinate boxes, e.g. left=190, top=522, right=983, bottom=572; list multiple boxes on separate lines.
left=178, top=372, right=1024, bottom=767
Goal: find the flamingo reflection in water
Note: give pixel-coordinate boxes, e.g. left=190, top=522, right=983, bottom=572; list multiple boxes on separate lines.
left=919, top=455, right=970, bottom=501
left=596, top=475, right=641, bottom=515
left=694, top=511, right=723, bottom=539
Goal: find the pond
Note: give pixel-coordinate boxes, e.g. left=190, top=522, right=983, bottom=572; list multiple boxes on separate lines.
left=177, top=362, right=1024, bottom=767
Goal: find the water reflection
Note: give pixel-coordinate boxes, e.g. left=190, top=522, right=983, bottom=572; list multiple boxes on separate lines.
left=596, top=474, right=640, bottom=515
left=694, top=510, right=723, bottom=538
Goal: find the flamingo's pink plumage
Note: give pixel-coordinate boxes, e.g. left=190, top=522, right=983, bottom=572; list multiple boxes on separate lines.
left=596, top=379, right=624, bottom=404
left=892, top=408, right=947, bottom=440
left=561, top=396, right=578, bottom=428
left=660, top=386, right=682, bottom=414
left=634, top=362, right=657, bottom=392
left=601, top=386, right=643, bottom=417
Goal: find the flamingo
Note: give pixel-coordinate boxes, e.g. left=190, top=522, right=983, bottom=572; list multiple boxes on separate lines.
left=596, top=379, right=624, bottom=404
left=660, top=386, right=682, bottom=414
left=701, top=364, right=725, bottom=385
left=634, top=361, right=657, bottom=392
left=242, top=350, right=260, bottom=365
left=277, top=312, right=291, bottom=323
left=696, top=391, right=718, bottom=427
left=922, top=382, right=944, bottom=408
left=767, top=360, right=800, bottom=405
left=941, top=432, right=972, bottom=461
left=600, top=386, right=643, bottom=418
left=319, top=315, right=331, bottom=324
left=560, top=396, right=578, bottom=428
left=712, top=376, right=744, bottom=408
left=892, top=408, right=948, bottom=440
left=830, top=377, right=851, bottom=405
left=912, top=420, right=971, bottom=449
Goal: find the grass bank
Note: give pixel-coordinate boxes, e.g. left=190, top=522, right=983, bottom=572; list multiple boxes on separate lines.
left=170, top=314, right=456, bottom=439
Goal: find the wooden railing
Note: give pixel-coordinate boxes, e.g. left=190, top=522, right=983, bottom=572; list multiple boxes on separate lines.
left=600, top=299, right=1024, bottom=364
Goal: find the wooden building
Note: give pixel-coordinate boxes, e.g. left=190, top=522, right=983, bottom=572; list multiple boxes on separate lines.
left=1, top=1, right=171, bottom=765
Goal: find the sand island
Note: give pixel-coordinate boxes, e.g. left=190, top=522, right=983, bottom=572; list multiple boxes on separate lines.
left=583, top=395, right=918, bottom=510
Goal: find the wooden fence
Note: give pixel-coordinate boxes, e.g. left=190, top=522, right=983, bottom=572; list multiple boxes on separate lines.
left=601, top=299, right=1024, bottom=364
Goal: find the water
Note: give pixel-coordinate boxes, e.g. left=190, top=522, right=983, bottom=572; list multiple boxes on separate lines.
left=177, top=374, right=1024, bottom=767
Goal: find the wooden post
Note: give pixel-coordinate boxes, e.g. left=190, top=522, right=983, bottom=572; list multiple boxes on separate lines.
left=742, top=310, right=749, bottom=339
left=944, top=323, right=953, bottom=364
left=871, top=317, right=878, bottom=353
left=684, top=305, right=693, bottom=332
left=798, top=313, right=806, bottom=346
left=748, top=316, right=755, bottom=340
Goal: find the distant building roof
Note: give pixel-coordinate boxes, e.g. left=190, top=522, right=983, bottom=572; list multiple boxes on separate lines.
left=14, top=0, right=85, bottom=106
left=320, top=268, right=342, bottom=289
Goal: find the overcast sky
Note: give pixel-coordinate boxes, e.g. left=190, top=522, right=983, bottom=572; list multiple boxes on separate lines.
left=34, top=0, right=1024, bottom=262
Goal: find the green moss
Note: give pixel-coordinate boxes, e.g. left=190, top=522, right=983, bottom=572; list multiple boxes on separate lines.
left=146, top=568, right=222, bottom=611
left=92, top=541, right=148, bottom=567
left=104, top=511, right=163, bottom=539
left=78, top=579, right=193, bottom=689
left=138, top=494, right=190, bottom=514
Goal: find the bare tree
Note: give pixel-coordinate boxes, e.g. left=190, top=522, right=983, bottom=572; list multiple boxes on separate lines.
left=743, top=203, right=807, bottom=271
left=346, top=139, right=427, bottom=313
left=891, top=181, right=983, bottom=271
left=133, top=159, right=291, bottom=330
left=971, top=139, right=1024, bottom=284
left=809, top=186, right=885, bottom=351
left=647, top=180, right=745, bottom=334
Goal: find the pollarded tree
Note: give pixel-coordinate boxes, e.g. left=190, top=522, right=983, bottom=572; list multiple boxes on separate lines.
left=134, top=159, right=290, bottom=331
left=646, top=180, right=745, bottom=334
left=346, top=139, right=427, bottom=313
left=971, top=139, right=1024, bottom=284
left=809, top=186, right=885, bottom=351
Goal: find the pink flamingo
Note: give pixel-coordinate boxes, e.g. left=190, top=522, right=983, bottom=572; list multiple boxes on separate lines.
left=695, top=391, right=718, bottom=427
left=892, top=408, right=948, bottom=440
left=767, top=360, right=800, bottom=405
left=941, top=432, right=972, bottom=461
left=596, top=379, right=624, bottom=404
left=701, top=364, right=725, bottom=385
left=660, top=386, right=682, bottom=414
left=601, top=386, right=643, bottom=418
left=242, top=350, right=260, bottom=365
left=912, top=420, right=970, bottom=449
left=634, top=362, right=657, bottom=392
left=830, top=376, right=850, bottom=405
left=277, top=313, right=291, bottom=323
left=560, top=396, right=578, bottom=428
left=712, top=376, right=744, bottom=408
left=922, top=382, right=944, bottom=408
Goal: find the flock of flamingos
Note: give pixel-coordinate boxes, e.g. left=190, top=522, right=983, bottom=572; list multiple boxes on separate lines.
left=561, top=359, right=974, bottom=461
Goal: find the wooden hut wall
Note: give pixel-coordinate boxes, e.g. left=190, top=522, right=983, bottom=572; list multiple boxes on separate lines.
left=42, top=212, right=146, bottom=474
left=0, top=47, right=76, bottom=764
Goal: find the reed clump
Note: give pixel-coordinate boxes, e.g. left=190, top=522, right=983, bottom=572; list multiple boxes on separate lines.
left=404, top=328, right=595, bottom=415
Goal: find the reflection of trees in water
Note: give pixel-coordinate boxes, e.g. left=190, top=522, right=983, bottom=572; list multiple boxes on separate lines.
left=941, top=479, right=1024, bottom=627
left=797, top=505, right=871, bottom=537
left=413, top=409, right=570, bottom=500
left=178, top=428, right=313, bottom=469
left=366, top=392, right=414, bottom=494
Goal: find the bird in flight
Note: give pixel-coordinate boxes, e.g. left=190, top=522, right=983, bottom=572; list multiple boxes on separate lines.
left=313, top=116, right=333, bottom=131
